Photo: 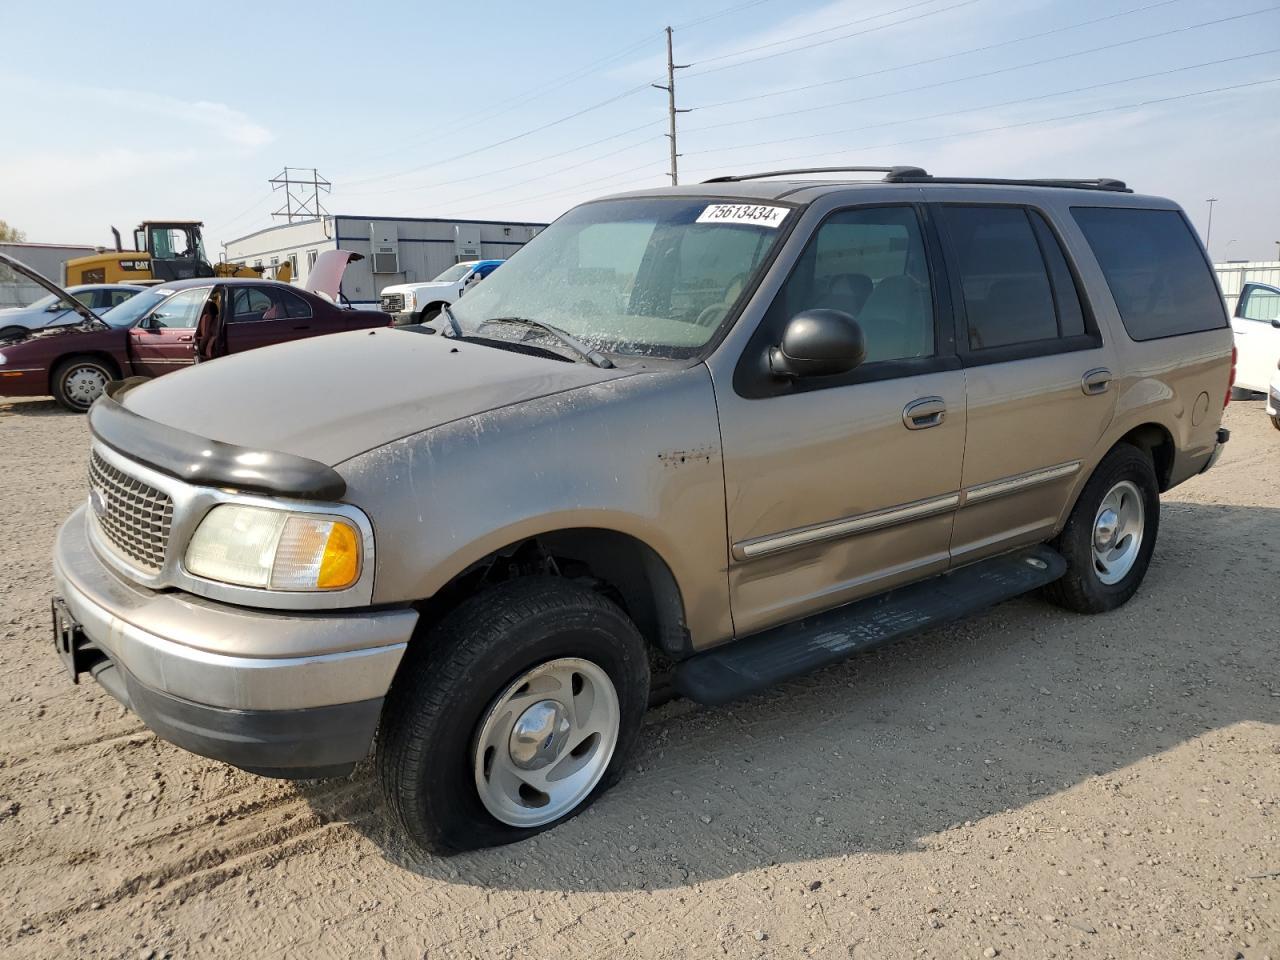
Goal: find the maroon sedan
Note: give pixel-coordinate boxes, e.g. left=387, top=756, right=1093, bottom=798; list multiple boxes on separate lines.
left=0, top=252, right=387, bottom=412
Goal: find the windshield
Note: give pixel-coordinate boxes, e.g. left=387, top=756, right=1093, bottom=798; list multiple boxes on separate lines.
left=99, top=288, right=171, bottom=328
left=448, top=197, right=790, bottom=359
left=432, top=263, right=474, bottom=283
left=27, top=290, right=87, bottom=311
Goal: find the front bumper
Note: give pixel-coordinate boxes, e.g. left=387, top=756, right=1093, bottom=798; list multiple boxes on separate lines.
left=52, top=506, right=418, bottom=778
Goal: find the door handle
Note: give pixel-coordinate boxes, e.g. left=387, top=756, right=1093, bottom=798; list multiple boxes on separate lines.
left=177, top=334, right=193, bottom=342
left=1081, top=367, right=1112, bottom=396
left=903, top=396, right=946, bottom=430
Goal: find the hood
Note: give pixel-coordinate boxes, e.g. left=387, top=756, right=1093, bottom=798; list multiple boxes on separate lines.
left=0, top=320, right=119, bottom=351
left=119, top=327, right=636, bottom=465
left=0, top=252, right=104, bottom=328
left=303, top=250, right=363, bottom=302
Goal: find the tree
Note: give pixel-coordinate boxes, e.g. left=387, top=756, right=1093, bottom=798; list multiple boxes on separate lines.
left=0, top=220, right=25, bottom=242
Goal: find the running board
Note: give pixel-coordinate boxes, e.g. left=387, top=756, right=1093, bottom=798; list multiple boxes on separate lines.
left=674, top=545, right=1066, bottom=705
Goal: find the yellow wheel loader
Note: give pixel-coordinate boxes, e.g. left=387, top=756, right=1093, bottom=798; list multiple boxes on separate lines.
left=65, top=221, right=289, bottom=285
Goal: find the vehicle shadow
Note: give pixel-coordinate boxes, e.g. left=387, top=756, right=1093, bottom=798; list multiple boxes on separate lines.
left=298, top=499, right=1280, bottom=890
left=0, top=397, right=71, bottom=418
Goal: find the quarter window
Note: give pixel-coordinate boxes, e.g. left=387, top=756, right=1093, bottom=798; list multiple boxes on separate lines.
left=1071, top=207, right=1226, bottom=340
left=771, top=205, right=934, bottom=363
left=936, top=206, right=1060, bottom=350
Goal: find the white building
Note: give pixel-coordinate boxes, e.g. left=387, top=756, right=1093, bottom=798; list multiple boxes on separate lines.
left=223, top=215, right=547, bottom=307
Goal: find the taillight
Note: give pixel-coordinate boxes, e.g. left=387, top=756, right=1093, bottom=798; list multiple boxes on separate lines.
left=1225, top=345, right=1237, bottom=408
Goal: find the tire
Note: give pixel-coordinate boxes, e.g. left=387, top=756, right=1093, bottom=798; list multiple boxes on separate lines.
left=51, top=355, right=116, bottom=413
left=1271, top=413, right=1280, bottom=432
left=1043, top=443, right=1160, bottom=614
left=377, top=578, right=650, bottom=855
left=417, top=303, right=444, bottom=324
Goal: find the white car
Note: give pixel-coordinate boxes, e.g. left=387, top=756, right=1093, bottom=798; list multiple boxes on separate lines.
left=1230, top=281, right=1280, bottom=394
left=1267, top=364, right=1280, bottom=432
left=378, top=260, right=504, bottom=325
left=0, top=284, right=144, bottom=340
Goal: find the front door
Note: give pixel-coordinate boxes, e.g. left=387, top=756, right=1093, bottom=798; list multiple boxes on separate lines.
left=715, top=204, right=967, bottom=637
left=128, top=287, right=207, bottom=376
left=931, top=203, right=1117, bottom=563
left=1232, top=282, right=1280, bottom=392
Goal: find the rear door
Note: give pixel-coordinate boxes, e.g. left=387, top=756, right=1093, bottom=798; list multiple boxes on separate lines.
left=128, top=287, right=207, bottom=376
left=1232, top=282, right=1280, bottom=392
left=932, top=202, right=1117, bottom=565
left=223, top=286, right=316, bottom=354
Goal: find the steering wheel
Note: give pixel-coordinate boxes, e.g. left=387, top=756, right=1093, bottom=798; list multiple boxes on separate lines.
left=696, top=303, right=729, bottom=327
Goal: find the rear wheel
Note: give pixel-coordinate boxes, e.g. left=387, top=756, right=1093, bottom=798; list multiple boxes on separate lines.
left=52, top=356, right=116, bottom=413
left=1043, top=443, right=1160, bottom=613
left=377, top=578, right=650, bottom=855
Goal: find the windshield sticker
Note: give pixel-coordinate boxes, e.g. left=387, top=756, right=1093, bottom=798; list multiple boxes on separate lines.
left=696, top=203, right=790, bottom=228
left=154, top=289, right=176, bottom=296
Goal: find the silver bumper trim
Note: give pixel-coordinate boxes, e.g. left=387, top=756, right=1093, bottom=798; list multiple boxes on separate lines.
left=54, top=507, right=415, bottom=711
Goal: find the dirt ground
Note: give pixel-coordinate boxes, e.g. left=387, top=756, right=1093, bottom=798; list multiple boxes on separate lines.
left=0, top=395, right=1276, bottom=960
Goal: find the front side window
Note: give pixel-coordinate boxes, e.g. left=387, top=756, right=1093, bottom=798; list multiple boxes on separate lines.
left=936, top=206, right=1060, bottom=350
left=147, top=287, right=208, bottom=328
left=151, top=227, right=195, bottom=260
left=449, top=197, right=789, bottom=359
left=769, top=205, right=934, bottom=363
left=1239, top=283, right=1280, bottom=323
left=1071, top=207, right=1226, bottom=341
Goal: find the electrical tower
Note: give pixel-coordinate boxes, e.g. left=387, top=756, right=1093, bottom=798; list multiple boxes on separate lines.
left=651, top=27, right=690, bottom=185
left=269, top=167, right=332, bottom=222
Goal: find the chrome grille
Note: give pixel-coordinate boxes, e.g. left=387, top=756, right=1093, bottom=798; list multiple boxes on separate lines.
left=88, top=451, right=173, bottom=572
left=380, top=292, right=404, bottom=313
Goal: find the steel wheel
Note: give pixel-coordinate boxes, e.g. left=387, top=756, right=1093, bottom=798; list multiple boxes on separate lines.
left=1092, top=479, right=1144, bottom=585
left=472, top=657, right=620, bottom=828
left=61, top=364, right=109, bottom=409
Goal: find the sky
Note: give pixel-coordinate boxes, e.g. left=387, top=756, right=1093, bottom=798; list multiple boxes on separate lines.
left=2, top=0, right=1278, bottom=262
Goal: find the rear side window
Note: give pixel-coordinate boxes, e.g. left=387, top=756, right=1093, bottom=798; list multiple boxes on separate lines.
left=1071, top=207, right=1226, bottom=340
left=936, top=206, right=1060, bottom=350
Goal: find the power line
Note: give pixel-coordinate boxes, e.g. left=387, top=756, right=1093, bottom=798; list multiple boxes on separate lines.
left=685, top=50, right=1280, bottom=157
left=342, top=120, right=662, bottom=199
left=435, top=162, right=668, bottom=218
left=337, top=2, right=780, bottom=184
left=683, top=0, right=985, bottom=78
left=691, top=0, right=1193, bottom=110
left=682, top=76, right=1280, bottom=178
left=689, top=0, right=947, bottom=69
left=685, top=6, right=1280, bottom=133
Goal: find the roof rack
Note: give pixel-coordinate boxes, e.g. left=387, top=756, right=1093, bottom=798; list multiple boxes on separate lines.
left=701, top=166, right=1131, bottom=192
left=702, top=165, right=928, bottom=183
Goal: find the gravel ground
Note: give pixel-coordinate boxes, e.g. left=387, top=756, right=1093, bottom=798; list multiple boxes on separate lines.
left=0, top=395, right=1276, bottom=960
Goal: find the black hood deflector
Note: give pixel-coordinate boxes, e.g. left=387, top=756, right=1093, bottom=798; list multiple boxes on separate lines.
left=90, top=383, right=346, bottom=501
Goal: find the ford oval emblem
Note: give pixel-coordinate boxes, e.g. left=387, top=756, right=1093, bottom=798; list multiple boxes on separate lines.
left=89, top=488, right=107, bottom=517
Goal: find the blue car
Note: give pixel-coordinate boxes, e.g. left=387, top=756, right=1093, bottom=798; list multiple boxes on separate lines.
left=0, top=284, right=145, bottom=340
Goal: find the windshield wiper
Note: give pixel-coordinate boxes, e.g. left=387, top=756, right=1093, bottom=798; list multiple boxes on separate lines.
left=440, top=302, right=463, bottom=338
left=479, top=317, right=615, bottom=369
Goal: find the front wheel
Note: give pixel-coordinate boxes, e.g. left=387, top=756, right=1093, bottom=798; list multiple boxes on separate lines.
left=52, top=356, right=116, bottom=413
left=1271, top=413, right=1280, bottom=432
left=416, top=304, right=444, bottom=324
left=377, top=578, right=650, bottom=855
left=1043, top=443, right=1160, bottom=613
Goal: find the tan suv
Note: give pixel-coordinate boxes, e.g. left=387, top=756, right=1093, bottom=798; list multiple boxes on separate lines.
left=51, top=166, right=1234, bottom=854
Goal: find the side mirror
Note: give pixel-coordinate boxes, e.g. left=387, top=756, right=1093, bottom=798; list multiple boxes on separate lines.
left=1271, top=318, right=1280, bottom=329
left=768, top=309, right=866, bottom=379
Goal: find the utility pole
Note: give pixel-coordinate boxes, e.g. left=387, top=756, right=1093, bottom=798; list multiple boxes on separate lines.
left=269, top=167, right=332, bottom=222
left=1204, top=197, right=1217, bottom=254
left=651, top=27, right=690, bottom=185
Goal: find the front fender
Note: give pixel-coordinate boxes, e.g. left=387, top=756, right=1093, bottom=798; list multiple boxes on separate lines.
left=338, top=364, right=733, bottom=648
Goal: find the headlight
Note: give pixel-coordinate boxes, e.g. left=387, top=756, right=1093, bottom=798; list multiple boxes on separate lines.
left=185, top=504, right=362, bottom=591
left=0, top=353, right=7, bottom=365
left=403, top=291, right=416, bottom=310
